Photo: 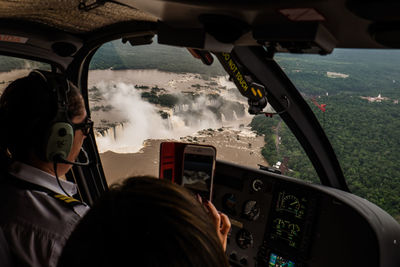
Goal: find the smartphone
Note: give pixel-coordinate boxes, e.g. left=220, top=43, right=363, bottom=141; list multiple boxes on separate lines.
left=182, top=145, right=216, bottom=201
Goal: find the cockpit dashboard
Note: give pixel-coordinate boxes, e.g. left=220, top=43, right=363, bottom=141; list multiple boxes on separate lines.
left=213, top=160, right=400, bottom=267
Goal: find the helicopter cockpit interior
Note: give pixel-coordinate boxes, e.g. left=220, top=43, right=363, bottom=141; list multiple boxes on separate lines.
left=0, top=0, right=400, bottom=266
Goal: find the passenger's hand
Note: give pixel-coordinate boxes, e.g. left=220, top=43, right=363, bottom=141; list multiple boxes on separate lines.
left=203, top=200, right=231, bottom=251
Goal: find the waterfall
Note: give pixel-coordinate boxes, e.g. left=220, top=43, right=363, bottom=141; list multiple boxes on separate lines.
left=233, top=110, right=239, bottom=120
left=221, top=113, right=227, bottom=124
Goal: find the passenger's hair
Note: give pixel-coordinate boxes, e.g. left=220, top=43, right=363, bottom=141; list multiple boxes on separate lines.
left=57, top=176, right=229, bottom=267
left=0, top=73, right=84, bottom=167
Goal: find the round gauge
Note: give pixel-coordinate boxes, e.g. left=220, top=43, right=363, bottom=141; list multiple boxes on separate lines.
left=242, top=200, right=260, bottom=221
left=236, top=229, right=253, bottom=249
left=252, top=179, right=264, bottom=192
left=222, top=193, right=237, bottom=215
left=288, top=223, right=301, bottom=235
left=281, top=195, right=301, bottom=213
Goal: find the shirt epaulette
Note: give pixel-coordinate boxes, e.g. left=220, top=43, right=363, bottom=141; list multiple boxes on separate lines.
left=1, top=173, right=85, bottom=210
left=50, top=193, right=82, bottom=207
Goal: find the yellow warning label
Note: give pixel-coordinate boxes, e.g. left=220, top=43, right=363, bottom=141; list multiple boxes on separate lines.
left=221, top=53, right=249, bottom=92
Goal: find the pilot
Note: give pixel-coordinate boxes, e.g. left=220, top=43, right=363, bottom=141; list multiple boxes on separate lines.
left=0, top=70, right=91, bottom=267
left=57, top=176, right=231, bottom=267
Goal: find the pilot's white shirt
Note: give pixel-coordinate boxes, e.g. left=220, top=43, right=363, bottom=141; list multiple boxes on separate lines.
left=0, top=162, right=89, bottom=267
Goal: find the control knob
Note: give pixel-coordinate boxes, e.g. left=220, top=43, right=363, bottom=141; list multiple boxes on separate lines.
left=242, top=200, right=260, bottom=221
left=252, top=179, right=264, bottom=192
left=236, top=228, right=253, bottom=249
left=222, top=193, right=237, bottom=215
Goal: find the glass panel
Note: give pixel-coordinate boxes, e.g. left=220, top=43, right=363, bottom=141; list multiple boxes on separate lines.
left=276, top=49, right=400, bottom=222
left=88, top=39, right=318, bottom=186
left=0, top=55, right=50, bottom=92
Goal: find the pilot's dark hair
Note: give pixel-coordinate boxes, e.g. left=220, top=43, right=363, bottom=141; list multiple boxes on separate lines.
left=0, top=73, right=84, bottom=168
left=57, top=176, right=229, bottom=267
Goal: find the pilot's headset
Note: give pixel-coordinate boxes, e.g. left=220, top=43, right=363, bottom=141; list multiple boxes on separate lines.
left=29, top=70, right=74, bottom=163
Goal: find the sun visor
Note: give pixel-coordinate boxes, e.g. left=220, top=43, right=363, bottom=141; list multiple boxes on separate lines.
left=369, top=22, right=400, bottom=48
left=253, top=22, right=337, bottom=55
left=157, top=21, right=233, bottom=52
left=347, top=0, right=400, bottom=22
left=157, top=21, right=335, bottom=54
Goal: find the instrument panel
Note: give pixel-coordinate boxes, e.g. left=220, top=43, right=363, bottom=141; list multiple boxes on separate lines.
left=212, top=160, right=400, bottom=267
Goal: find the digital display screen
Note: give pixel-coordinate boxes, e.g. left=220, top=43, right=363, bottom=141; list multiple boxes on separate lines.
left=182, top=153, right=213, bottom=199
left=268, top=191, right=308, bottom=250
left=268, top=253, right=295, bottom=267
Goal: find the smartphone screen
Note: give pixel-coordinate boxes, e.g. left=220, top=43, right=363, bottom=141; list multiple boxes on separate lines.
left=182, top=148, right=215, bottom=200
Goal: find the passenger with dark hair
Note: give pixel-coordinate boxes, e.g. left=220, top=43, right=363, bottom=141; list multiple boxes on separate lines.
left=58, top=176, right=231, bottom=267
left=0, top=227, right=14, bottom=267
left=0, top=71, right=92, bottom=267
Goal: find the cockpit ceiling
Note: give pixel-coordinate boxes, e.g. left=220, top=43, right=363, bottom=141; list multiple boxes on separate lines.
left=1, top=0, right=400, bottom=52
left=0, top=0, right=157, bottom=34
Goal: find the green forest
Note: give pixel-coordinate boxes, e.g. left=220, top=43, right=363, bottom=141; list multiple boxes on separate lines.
left=89, top=39, right=225, bottom=75
left=0, top=57, right=49, bottom=72
left=250, top=97, right=400, bottom=221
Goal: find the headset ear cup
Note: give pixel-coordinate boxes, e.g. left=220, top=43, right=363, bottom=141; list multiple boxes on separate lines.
left=45, top=122, right=74, bottom=162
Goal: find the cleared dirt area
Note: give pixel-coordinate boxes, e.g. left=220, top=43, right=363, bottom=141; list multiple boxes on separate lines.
left=100, top=126, right=268, bottom=185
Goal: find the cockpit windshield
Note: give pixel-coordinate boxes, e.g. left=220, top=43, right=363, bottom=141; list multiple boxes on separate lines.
left=88, top=41, right=400, bottom=223
left=275, top=49, right=400, bottom=222
left=88, top=40, right=298, bottom=181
